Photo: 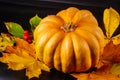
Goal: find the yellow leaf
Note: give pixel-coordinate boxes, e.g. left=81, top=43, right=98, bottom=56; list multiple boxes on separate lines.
left=0, top=38, right=50, bottom=79
left=103, top=7, right=119, bottom=38
left=26, top=60, right=50, bottom=79
left=71, top=73, right=88, bottom=80
left=0, top=33, right=15, bottom=51
left=71, top=64, right=120, bottom=80
left=0, top=53, right=34, bottom=70
left=110, top=63, right=120, bottom=77
left=26, top=61, right=42, bottom=79
left=112, top=34, right=120, bottom=45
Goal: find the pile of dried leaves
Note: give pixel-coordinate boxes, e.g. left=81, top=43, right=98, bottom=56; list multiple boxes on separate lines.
left=0, top=7, right=120, bottom=80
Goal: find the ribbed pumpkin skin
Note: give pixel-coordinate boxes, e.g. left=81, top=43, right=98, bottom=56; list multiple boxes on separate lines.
left=34, top=7, right=105, bottom=73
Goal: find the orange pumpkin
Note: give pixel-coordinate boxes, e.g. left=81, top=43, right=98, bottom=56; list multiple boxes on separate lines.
left=34, top=7, right=105, bottom=73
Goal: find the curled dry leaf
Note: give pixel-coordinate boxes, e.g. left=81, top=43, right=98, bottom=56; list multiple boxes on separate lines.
left=0, top=38, right=50, bottom=79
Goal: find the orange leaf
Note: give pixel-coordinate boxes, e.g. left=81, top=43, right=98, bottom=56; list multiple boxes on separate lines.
left=71, top=64, right=120, bottom=80
left=101, top=40, right=120, bottom=63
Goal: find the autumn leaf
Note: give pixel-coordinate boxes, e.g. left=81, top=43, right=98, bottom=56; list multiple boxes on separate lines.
left=110, top=63, right=120, bottom=77
left=0, top=33, right=15, bottom=52
left=26, top=60, right=50, bottom=79
left=99, top=40, right=120, bottom=79
left=0, top=38, right=50, bottom=79
left=71, top=73, right=88, bottom=80
left=71, top=64, right=120, bottom=80
left=103, top=7, right=119, bottom=39
left=101, top=40, right=120, bottom=63
left=99, top=7, right=120, bottom=80
left=111, top=34, right=120, bottom=45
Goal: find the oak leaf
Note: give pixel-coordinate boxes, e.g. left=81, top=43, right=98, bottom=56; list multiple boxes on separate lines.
left=0, top=38, right=50, bottom=79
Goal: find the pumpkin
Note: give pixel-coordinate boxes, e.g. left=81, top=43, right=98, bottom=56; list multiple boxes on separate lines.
left=34, top=7, right=105, bottom=73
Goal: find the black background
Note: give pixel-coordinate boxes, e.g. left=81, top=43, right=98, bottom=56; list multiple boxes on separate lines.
left=0, top=0, right=120, bottom=80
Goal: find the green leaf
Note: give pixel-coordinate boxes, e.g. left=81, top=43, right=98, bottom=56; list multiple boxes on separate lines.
left=29, top=14, right=42, bottom=32
left=5, top=22, right=24, bottom=38
left=110, top=63, right=120, bottom=77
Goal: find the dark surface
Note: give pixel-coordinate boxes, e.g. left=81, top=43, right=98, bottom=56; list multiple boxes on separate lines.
left=0, top=62, right=76, bottom=80
left=0, top=0, right=120, bottom=80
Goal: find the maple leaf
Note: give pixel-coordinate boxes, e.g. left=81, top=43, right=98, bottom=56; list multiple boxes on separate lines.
left=0, top=38, right=50, bottom=79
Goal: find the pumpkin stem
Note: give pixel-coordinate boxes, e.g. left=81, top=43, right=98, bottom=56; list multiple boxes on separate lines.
left=61, top=22, right=77, bottom=32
